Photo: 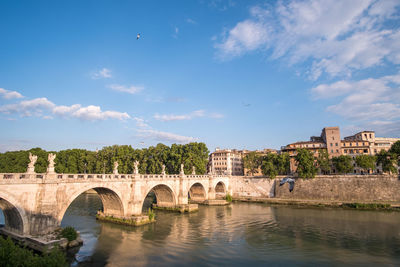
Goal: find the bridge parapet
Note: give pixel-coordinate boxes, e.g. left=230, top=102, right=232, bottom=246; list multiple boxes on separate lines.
left=0, top=173, right=216, bottom=183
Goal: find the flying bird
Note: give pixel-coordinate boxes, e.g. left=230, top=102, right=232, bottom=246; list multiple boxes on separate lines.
left=137, top=33, right=141, bottom=40
left=242, top=102, right=251, bottom=107
left=279, top=177, right=296, bottom=192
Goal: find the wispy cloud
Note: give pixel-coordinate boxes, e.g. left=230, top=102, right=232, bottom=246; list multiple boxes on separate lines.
left=0, top=97, right=130, bottom=121
left=186, top=18, right=197, bottom=24
left=154, top=110, right=224, bottom=121
left=107, top=84, right=143, bottom=94
left=91, top=68, right=112, bottom=79
left=173, top=27, right=179, bottom=38
left=311, top=72, right=400, bottom=134
left=153, top=110, right=206, bottom=121
left=138, top=129, right=197, bottom=144
left=0, top=88, right=23, bottom=99
left=215, top=0, right=400, bottom=80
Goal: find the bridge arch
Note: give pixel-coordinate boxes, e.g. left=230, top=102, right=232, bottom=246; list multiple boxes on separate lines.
left=215, top=181, right=227, bottom=199
left=0, top=193, right=28, bottom=235
left=188, top=182, right=207, bottom=202
left=142, top=184, right=177, bottom=211
left=58, top=186, right=125, bottom=222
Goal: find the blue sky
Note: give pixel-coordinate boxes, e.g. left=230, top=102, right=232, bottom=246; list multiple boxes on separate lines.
left=0, top=0, right=399, bottom=152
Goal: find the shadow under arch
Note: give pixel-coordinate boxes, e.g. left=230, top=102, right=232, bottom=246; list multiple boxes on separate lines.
left=142, top=184, right=177, bottom=212
left=58, top=187, right=125, bottom=222
left=215, top=181, right=226, bottom=199
left=0, top=194, right=28, bottom=235
left=188, top=182, right=207, bottom=202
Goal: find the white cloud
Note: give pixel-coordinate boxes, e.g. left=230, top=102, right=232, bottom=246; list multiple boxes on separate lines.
left=91, top=68, right=112, bottom=79
left=138, top=129, right=197, bottom=144
left=0, top=88, right=23, bottom=99
left=311, top=72, right=400, bottom=122
left=0, top=97, right=130, bottom=121
left=71, top=105, right=130, bottom=121
left=153, top=110, right=206, bottom=121
left=133, top=117, right=149, bottom=128
left=186, top=18, right=197, bottom=24
left=215, top=0, right=400, bottom=79
left=108, top=84, right=143, bottom=94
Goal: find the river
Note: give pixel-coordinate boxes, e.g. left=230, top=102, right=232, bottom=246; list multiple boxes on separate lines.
left=2, top=193, right=400, bottom=266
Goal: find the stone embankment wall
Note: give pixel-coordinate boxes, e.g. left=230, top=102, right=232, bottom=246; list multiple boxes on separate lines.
left=230, top=176, right=276, bottom=198
left=275, top=175, right=400, bottom=202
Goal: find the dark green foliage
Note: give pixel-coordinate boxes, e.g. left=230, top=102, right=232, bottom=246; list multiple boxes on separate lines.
left=0, top=143, right=209, bottom=175
left=225, top=193, right=233, bottom=202
left=355, top=155, right=376, bottom=172
left=388, top=140, right=400, bottom=156
left=148, top=208, right=155, bottom=221
left=261, top=153, right=290, bottom=178
left=317, top=149, right=331, bottom=174
left=0, top=236, right=67, bottom=266
left=243, top=152, right=262, bottom=175
left=341, top=203, right=391, bottom=209
left=295, top=149, right=317, bottom=179
left=59, top=226, right=77, bottom=242
left=332, top=155, right=353, bottom=174
left=376, top=150, right=398, bottom=174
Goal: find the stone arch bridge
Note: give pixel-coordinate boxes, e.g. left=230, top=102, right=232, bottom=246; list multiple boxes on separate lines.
left=0, top=172, right=230, bottom=236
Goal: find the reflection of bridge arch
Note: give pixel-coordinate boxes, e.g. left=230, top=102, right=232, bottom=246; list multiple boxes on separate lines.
left=142, top=184, right=177, bottom=210
left=0, top=192, right=28, bottom=235
left=215, top=181, right=226, bottom=199
left=58, top=186, right=125, bottom=222
left=188, top=182, right=207, bottom=202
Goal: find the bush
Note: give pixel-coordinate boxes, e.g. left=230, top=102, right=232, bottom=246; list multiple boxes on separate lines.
left=148, top=208, right=155, bottom=221
left=0, top=236, right=67, bottom=266
left=225, top=193, right=233, bottom=202
left=59, top=226, right=77, bottom=242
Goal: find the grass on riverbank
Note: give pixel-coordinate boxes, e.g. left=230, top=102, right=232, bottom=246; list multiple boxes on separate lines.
left=0, top=236, right=67, bottom=267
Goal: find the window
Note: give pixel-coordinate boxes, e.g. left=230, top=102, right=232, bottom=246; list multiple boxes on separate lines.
left=369, top=134, right=372, bottom=138
left=344, top=149, right=348, bottom=153
left=336, top=149, right=339, bottom=153
left=331, top=149, right=333, bottom=153
left=332, top=137, right=334, bottom=140
left=335, top=143, right=338, bottom=146
left=343, top=143, right=346, bottom=147
left=356, top=142, right=359, bottom=146
left=330, top=143, right=333, bottom=147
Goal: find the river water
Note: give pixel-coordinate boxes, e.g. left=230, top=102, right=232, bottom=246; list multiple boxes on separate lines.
left=2, top=193, right=400, bottom=266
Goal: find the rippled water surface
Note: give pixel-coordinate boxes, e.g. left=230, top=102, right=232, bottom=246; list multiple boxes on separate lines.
left=50, top=194, right=400, bottom=266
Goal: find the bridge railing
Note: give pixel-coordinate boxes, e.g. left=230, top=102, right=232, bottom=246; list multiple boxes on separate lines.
left=0, top=173, right=213, bottom=182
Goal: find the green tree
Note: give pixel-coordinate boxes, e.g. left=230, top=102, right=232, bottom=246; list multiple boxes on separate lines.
left=317, top=149, right=331, bottom=174
left=388, top=140, right=400, bottom=155
left=355, top=155, right=376, bottom=173
left=295, top=149, right=317, bottom=178
left=243, top=151, right=262, bottom=176
left=376, top=150, right=398, bottom=174
left=261, top=156, right=278, bottom=178
left=332, top=155, right=353, bottom=174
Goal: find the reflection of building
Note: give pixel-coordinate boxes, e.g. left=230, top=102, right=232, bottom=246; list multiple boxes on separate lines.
left=208, top=148, right=277, bottom=176
left=281, top=127, right=400, bottom=174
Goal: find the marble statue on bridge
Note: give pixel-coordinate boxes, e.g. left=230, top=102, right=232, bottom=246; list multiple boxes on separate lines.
left=134, top=160, right=139, bottom=174
left=113, top=161, right=119, bottom=175
left=162, top=164, right=166, bottom=175
left=180, top=163, right=184, bottom=175
left=192, top=166, right=196, bottom=175
left=27, top=153, right=37, bottom=173
left=47, top=153, right=56, bottom=174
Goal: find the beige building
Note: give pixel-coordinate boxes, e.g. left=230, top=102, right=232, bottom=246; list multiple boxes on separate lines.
left=281, top=127, right=400, bottom=174
left=208, top=148, right=277, bottom=176
left=209, top=148, right=244, bottom=176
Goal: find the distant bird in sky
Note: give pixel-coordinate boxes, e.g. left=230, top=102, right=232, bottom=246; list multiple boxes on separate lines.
left=242, top=102, right=251, bottom=107
left=279, top=177, right=296, bottom=192
left=137, top=33, right=141, bottom=40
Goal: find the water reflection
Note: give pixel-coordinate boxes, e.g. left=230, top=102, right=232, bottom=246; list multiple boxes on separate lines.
left=59, top=194, right=400, bottom=266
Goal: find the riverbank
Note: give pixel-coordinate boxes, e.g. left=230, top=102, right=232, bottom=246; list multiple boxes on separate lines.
left=233, top=197, right=400, bottom=211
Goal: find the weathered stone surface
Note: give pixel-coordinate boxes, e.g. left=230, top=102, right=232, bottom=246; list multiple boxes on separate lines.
left=275, top=175, right=400, bottom=202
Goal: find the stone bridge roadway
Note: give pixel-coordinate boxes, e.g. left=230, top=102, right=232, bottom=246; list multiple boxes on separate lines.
left=0, top=172, right=230, bottom=236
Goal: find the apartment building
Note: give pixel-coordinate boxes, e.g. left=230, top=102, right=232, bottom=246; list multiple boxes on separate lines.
left=281, top=127, right=400, bottom=174
left=208, top=148, right=277, bottom=176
